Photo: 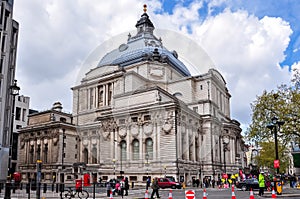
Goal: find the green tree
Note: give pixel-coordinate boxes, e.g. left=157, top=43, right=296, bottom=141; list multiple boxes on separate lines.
left=246, top=68, right=300, bottom=172
left=254, top=142, right=290, bottom=174
left=246, top=68, right=300, bottom=145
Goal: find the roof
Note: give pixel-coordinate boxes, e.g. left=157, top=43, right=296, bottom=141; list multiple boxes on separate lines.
left=97, top=9, right=191, bottom=76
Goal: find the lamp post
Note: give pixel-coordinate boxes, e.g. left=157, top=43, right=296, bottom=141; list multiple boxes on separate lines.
left=267, top=116, right=285, bottom=174
left=145, top=153, right=149, bottom=176
left=114, top=140, right=124, bottom=177
left=112, top=159, right=116, bottom=177
left=223, top=135, right=230, bottom=174
left=4, top=80, right=20, bottom=199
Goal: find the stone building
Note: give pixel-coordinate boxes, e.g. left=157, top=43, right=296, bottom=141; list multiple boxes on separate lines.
left=71, top=7, right=244, bottom=184
left=18, top=102, right=78, bottom=184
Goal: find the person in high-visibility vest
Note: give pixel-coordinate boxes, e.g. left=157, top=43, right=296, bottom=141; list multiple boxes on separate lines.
left=258, top=171, right=265, bottom=196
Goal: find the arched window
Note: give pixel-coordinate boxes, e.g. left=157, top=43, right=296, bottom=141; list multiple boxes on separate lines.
left=108, top=83, right=112, bottom=105
left=145, top=138, right=153, bottom=159
left=98, top=85, right=104, bottom=107
left=132, top=139, right=139, bottom=160
left=29, top=145, right=34, bottom=164
left=92, top=147, right=97, bottom=164
left=83, top=148, right=89, bottom=164
left=43, top=144, right=48, bottom=163
left=120, top=140, right=127, bottom=161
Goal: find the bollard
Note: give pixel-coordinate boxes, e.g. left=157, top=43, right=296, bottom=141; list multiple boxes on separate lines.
left=26, top=183, right=30, bottom=194
left=43, top=183, right=47, bottom=193
left=12, top=183, right=16, bottom=193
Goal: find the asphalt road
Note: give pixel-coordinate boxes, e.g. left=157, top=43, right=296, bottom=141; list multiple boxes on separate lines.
left=1, top=185, right=300, bottom=198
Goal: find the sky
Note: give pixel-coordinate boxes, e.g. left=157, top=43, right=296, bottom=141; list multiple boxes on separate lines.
left=13, top=0, right=300, bottom=133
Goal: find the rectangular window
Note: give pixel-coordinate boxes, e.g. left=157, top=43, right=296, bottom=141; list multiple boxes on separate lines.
left=119, top=119, right=125, bottom=124
left=193, top=107, right=198, bottom=113
left=22, top=108, right=26, bottom=121
left=108, top=83, right=112, bottom=105
left=89, top=88, right=94, bottom=109
left=131, top=117, right=138, bottom=122
left=144, top=115, right=151, bottom=121
left=15, top=107, right=21, bottom=120
left=0, top=58, right=3, bottom=73
left=98, top=85, right=104, bottom=107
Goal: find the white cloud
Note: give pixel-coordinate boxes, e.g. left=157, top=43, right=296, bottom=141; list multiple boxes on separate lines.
left=13, top=0, right=294, bottom=131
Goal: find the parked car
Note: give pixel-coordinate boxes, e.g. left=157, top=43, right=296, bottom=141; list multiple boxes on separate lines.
left=236, top=178, right=259, bottom=191
left=157, top=177, right=182, bottom=189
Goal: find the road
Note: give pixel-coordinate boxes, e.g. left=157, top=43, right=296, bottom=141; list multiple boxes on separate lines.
left=1, top=185, right=300, bottom=198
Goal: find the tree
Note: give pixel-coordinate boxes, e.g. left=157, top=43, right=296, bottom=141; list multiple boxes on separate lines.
left=246, top=68, right=300, bottom=145
left=254, top=142, right=290, bottom=174
left=246, top=68, right=300, bottom=173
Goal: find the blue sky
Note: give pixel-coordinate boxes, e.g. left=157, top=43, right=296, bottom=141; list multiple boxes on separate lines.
left=13, top=0, right=300, bottom=132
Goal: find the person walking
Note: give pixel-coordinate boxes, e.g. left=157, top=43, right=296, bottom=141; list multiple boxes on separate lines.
left=146, top=177, right=151, bottom=190
left=124, top=177, right=129, bottom=196
left=258, top=171, right=265, bottom=196
left=151, top=177, right=160, bottom=199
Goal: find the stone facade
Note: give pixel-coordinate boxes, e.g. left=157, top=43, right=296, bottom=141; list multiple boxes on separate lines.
left=18, top=102, right=78, bottom=184
left=70, top=9, right=244, bottom=184
left=17, top=8, right=245, bottom=185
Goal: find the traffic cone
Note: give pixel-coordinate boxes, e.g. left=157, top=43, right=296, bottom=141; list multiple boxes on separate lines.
left=202, top=188, right=207, bottom=199
left=231, top=185, right=236, bottom=199
left=249, top=188, right=255, bottom=199
left=145, top=189, right=149, bottom=199
left=272, top=187, right=276, bottom=198
left=168, top=189, right=173, bottom=199
left=110, top=190, right=113, bottom=199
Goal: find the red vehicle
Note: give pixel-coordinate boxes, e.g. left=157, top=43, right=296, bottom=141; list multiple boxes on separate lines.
left=157, top=178, right=182, bottom=189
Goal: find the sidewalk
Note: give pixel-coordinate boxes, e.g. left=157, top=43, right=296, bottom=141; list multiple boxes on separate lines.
left=260, top=187, right=300, bottom=198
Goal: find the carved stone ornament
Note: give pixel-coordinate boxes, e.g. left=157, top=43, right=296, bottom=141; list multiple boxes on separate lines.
left=83, top=139, right=89, bottom=146
left=30, top=140, right=34, bottom=146
left=91, top=138, right=97, bottom=145
left=102, top=131, right=111, bottom=140
left=37, top=139, right=41, bottom=145
left=53, top=137, right=58, bottom=144
left=162, top=122, right=172, bottom=134
left=43, top=139, right=48, bottom=144
left=143, top=123, right=153, bottom=136
left=131, top=125, right=139, bottom=137
left=20, top=141, right=25, bottom=149
left=118, top=127, right=127, bottom=138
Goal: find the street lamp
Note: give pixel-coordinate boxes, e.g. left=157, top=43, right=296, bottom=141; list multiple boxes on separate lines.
left=114, top=140, right=124, bottom=177
left=267, top=116, right=285, bottom=174
left=4, top=80, right=20, bottom=199
left=145, top=153, right=149, bottom=176
left=223, top=135, right=230, bottom=174
left=112, top=159, right=116, bottom=176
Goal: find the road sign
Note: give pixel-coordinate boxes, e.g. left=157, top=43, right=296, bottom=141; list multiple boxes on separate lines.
left=185, top=189, right=195, bottom=199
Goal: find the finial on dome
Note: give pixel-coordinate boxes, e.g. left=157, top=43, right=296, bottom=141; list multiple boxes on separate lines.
left=143, top=4, right=147, bottom=13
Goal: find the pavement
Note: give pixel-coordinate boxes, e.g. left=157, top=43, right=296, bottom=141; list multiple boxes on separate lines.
left=1, top=185, right=300, bottom=198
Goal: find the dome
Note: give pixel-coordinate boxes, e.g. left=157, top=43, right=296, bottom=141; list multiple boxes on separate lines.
left=97, top=11, right=191, bottom=76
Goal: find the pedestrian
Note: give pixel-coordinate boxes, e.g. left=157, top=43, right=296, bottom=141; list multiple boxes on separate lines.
left=120, top=179, right=125, bottom=198
left=151, top=177, right=160, bottom=199
left=258, top=171, right=265, bottom=196
left=124, top=177, right=129, bottom=196
left=212, top=178, right=215, bottom=188
left=146, top=177, right=151, bottom=190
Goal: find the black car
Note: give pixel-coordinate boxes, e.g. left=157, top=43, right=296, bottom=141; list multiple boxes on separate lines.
left=236, top=178, right=259, bottom=191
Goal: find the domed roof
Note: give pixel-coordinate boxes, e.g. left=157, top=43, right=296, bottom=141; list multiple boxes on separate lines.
left=97, top=7, right=191, bottom=76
